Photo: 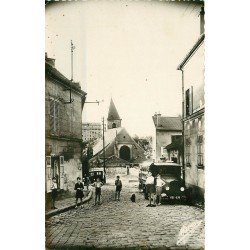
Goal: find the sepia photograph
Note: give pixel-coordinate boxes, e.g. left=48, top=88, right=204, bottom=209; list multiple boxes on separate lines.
left=45, top=0, right=205, bottom=249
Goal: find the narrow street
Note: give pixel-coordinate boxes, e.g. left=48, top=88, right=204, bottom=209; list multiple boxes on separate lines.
left=46, top=170, right=204, bottom=249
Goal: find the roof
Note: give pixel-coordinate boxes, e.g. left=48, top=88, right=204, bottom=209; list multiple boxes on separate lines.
left=92, top=127, right=145, bottom=157
left=152, top=116, right=182, bottom=131
left=177, top=33, right=205, bottom=70
left=107, top=98, right=121, bottom=121
left=93, top=127, right=123, bottom=156
left=165, top=137, right=183, bottom=152
left=45, top=59, right=86, bottom=96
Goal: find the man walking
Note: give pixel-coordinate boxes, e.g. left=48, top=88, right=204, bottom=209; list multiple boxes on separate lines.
left=115, top=176, right=122, bottom=201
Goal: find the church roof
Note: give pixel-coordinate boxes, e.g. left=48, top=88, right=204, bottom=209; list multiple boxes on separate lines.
left=92, top=127, right=144, bottom=157
left=107, top=98, right=121, bottom=121
left=93, top=127, right=123, bottom=156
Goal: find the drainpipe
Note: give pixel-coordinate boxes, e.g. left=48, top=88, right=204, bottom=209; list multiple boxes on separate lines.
left=179, top=68, right=185, bottom=185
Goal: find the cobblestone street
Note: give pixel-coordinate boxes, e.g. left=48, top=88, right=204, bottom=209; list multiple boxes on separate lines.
left=46, top=172, right=204, bottom=250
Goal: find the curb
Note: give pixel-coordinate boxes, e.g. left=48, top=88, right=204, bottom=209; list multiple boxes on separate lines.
left=45, top=190, right=93, bottom=219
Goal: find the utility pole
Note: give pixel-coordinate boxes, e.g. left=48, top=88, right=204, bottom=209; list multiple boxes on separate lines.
left=180, top=69, right=185, bottom=184
left=102, top=117, right=106, bottom=174
left=71, top=40, right=75, bottom=82
left=64, top=40, right=75, bottom=104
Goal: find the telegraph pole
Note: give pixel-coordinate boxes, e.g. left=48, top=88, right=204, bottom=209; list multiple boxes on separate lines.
left=102, top=117, right=106, bottom=173
left=70, top=40, right=75, bottom=82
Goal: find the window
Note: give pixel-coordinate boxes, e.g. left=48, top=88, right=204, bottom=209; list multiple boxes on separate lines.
left=49, top=98, right=59, bottom=135
left=185, top=137, right=191, bottom=167
left=185, top=86, right=193, bottom=116
left=197, top=135, right=204, bottom=168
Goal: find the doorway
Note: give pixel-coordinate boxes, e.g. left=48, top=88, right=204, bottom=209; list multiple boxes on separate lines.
left=119, top=145, right=131, bottom=161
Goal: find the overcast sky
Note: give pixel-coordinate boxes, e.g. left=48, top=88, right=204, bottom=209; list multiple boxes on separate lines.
left=46, top=0, right=202, bottom=137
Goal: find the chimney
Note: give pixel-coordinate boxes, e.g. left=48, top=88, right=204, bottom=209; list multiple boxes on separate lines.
left=155, top=112, right=161, bottom=127
left=200, top=6, right=205, bottom=35
left=45, top=52, right=55, bottom=67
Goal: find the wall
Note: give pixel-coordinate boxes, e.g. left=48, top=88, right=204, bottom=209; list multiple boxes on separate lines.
left=156, top=130, right=182, bottom=161
left=107, top=119, right=121, bottom=129
left=45, top=75, right=84, bottom=193
left=184, top=113, right=205, bottom=198
left=184, top=42, right=205, bottom=116
left=45, top=77, right=83, bottom=139
left=182, top=40, right=205, bottom=200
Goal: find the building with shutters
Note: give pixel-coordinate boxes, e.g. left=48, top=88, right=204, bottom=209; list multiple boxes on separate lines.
left=152, top=114, right=182, bottom=162
left=177, top=6, right=205, bottom=201
left=45, top=53, right=87, bottom=195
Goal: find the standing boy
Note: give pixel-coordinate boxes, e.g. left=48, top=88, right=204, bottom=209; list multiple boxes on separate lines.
left=115, top=176, right=122, bottom=201
left=92, top=178, right=103, bottom=205
left=74, top=177, right=84, bottom=208
left=51, top=177, right=58, bottom=209
left=155, top=174, right=166, bottom=205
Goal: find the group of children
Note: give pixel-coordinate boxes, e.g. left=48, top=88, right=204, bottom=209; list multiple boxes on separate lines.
left=145, top=172, right=166, bottom=207
left=51, top=175, right=123, bottom=209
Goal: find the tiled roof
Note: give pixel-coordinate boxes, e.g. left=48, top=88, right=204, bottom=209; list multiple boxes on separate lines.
left=152, top=116, right=182, bottom=131
left=93, top=127, right=123, bottom=156
left=45, top=60, right=86, bottom=95
left=107, top=98, right=121, bottom=121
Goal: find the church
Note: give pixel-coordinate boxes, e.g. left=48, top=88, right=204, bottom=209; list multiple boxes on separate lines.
left=89, top=98, right=146, bottom=168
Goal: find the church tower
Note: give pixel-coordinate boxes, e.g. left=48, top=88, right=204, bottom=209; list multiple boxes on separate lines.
left=107, top=98, right=122, bottom=129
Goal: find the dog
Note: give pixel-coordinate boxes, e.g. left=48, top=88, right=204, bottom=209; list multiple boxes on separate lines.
left=130, top=194, right=136, bottom=202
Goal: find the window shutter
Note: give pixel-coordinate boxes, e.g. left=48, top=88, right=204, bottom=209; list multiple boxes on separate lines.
left=55, top=101, right=59, bottom=134
left=189, top=86, right=193, bottom=115
left=46, top=156, right=52, bottom=193
left=59, top=156, right=64, bottom=189
left=49, top=99, right=55, bottom=133
left=185, top=89, right=190, bottom=116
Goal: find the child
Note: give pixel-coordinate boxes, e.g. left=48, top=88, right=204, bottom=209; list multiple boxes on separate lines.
left=51, top=177, right=58, bottom=209
left=115, top=176, right=122, bottom=201
left=74, top=177, right=84, bottom=208
left=92, top=178, right=103, bottom=205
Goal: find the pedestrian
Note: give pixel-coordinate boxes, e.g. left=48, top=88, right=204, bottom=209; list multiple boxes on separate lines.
left=126, top=165, right=130, bottom=175
left=115, top=176, right=122, bottom=201
left=85, top=175, right=90, bottom=190
left=74, top=177, right=84, bottom=208
left=51, top=177, right=58, bottom=209
left=155, top=174, right=166, bottom=205
left=92, top=177, right=103, bottom=205
left=145, top=172, right=156, bottom=207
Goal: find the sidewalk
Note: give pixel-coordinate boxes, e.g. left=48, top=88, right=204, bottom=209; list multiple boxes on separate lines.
left=45, top=172, right=138, bottom=219
left=45, top=190, right=93, bottom=219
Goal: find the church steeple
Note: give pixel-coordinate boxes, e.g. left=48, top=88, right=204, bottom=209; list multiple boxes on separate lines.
left=107, top=98, right=122, bottom=129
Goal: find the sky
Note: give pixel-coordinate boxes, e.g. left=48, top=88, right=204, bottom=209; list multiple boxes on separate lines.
left=45, top=0, right=203, bottom=137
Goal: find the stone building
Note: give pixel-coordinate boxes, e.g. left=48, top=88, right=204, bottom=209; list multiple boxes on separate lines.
left=90, top=99, right=145, bottom=169
left=152, top=114, right=182, bottom=162
left=82, top=122, right=102, bottom=142
left=177, top=6, right=205, bottom=201
left=45, top=53, right=87, bottom=194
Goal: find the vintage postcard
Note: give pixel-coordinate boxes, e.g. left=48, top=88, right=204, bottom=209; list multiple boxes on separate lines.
left=45, top=0, right=205, bottom=249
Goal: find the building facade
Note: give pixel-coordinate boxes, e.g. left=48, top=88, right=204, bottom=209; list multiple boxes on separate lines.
left=82, top=122, right=102, bottom=142
left=177, top=6, right=205, bottom=200
left=152, top=114, right=182, bottom=162
left=91, top=99, right=146, bottom=168
left=45, top=54, right=87, bottom=194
